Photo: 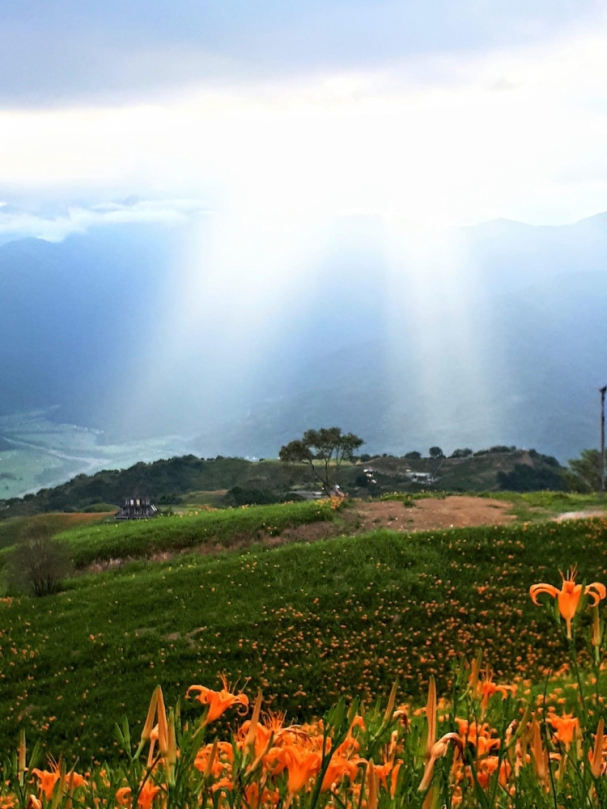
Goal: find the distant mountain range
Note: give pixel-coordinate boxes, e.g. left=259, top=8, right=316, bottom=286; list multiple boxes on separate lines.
left=1, top=212, right=606, bottom=494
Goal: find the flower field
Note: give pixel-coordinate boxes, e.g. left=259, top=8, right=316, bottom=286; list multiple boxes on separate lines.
left=4, top=561, right=607, bottom=807
left=2, top=515, right=607, bottom=766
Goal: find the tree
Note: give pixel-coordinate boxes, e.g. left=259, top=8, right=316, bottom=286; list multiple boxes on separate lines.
left=429, top=446, right=444, bottom=459
left=498, top=464, right=565, bottom=492
left=279, top=427, right=364, bottom=495
left=450, top=448, right=473, bottom=458
left=566, top=449, right=602, bottom=492
left=404, top=451, right=422, bottom=460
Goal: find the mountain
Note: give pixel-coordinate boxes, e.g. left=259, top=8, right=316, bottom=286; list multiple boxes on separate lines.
left=0, top=212, right=606, bottom=495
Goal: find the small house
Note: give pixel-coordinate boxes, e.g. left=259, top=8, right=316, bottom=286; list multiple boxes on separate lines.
left=115, top=496, right=158, bottom=521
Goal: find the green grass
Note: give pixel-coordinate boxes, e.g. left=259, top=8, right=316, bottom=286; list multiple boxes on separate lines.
left=0, top=512, right=110, bottom=552
left=1, top=515, right=607, bottom=762
left=55, top=500, right=336, bottom=568
left=486, top=490, right=607, bottom=520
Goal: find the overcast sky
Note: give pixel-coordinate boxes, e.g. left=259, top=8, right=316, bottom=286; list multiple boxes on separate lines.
left=2, top=1, right=607, bottom=236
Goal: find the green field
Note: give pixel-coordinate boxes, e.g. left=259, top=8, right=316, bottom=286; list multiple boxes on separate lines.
left=56, top=500, right=336, bottom=568
left=0, top=511, right=111, bottom=552
left=0, top=512, right=606, bottom=763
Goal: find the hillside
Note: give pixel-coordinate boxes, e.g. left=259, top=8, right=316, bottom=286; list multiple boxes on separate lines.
left=0, top=446, right=565, bottom=518
left=0, top=515, right=606, bottom=761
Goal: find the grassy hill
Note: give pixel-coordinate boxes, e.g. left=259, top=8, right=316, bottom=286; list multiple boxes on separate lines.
left=0, top=513, right=605, bottom=762
left=0, top=446, right=565, bottom=520
left=0, top=511, right=111, bottom=552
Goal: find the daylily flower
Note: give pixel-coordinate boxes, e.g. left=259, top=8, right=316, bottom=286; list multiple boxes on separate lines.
left=530, top=568, right=606, bottom=638
left=321, top=756, right=362, bottom=791
left=116, top=787, right=132, bottom=806
left=137, top=781, right=162, bottom=809
left=476, top=756, right=511, bottom=789
left=187, top=676, right=249, bottom=724
left=66, top=772, right=87, bottom=789
left=482, top=681, right=515, bottom=710
left=31, top=769, right=60, bottom=801
left=548, top=711, right=580, bottom=747
left=274, top=746, right=322, bottom=794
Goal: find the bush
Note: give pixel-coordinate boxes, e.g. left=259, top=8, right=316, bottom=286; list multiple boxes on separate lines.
left=226, top=486, right=285, bottom=506
left=7, top=528, right=71, bottom=596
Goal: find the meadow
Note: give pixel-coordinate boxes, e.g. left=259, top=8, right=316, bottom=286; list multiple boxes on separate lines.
left=1, top=514, right=607, bottom=770
left=51, top=500, right=337, bottom=568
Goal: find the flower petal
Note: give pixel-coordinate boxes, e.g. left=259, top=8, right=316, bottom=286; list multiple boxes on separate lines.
left=529, top=584, right=559, bottom=605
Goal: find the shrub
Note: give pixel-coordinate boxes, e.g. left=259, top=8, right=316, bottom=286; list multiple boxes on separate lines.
left=7, top=528, right=71, bottom=597
left=226, top=486, right=285, bottom=506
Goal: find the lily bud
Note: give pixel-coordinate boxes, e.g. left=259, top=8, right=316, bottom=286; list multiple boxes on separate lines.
left=425, top=676, right=437, bottom=758
left=140, top=688, right=159, bottom=744
left=156, top=687, right=169, bottom=756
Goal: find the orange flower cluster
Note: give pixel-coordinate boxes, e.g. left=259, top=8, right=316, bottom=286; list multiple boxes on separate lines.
left=4, top=565, right=607, bottom=808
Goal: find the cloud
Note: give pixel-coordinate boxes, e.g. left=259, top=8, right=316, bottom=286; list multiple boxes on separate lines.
left=1, top=24, right=607, bottom=234
left=0, top=0, right=603, bottom=106
left=0, top=198, right=208, bottom=243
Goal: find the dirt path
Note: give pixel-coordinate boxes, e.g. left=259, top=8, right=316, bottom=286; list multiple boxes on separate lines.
left=351, top=496, right=515, bottom=533
left=553, top=509, right=606, bottom=523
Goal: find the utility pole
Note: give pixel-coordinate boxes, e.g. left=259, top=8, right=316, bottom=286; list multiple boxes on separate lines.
left=601, top=386, right=606, bottom=496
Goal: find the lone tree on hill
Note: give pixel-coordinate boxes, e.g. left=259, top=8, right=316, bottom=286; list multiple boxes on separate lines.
left=429, top=446, right=444, bottom=459
left=279, top=427, right=364, bottom=495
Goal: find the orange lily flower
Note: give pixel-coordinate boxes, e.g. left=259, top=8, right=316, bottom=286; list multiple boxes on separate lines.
left=321, top=756, right=363, bottom=791
left=481, top=681, right=516, bottom=711
left=530, top=568, right=606, bottom=638
left=187, top=676, right=249, bottom=724
left=275, top=746, right=322, bottom=794
left=31, top=769, right=60, bottom=801
left=211, top=776, right=233, bottom=793
left=194, top=741, right=233, bottom=775
left=137, top=782, right=162, bottom=809
left=66, top=772, right=87, bottom=790
left=244, top=783, right=279, bottom=808
left=116, top=787, right=132, bottom=806
left=548, top=712, right=580, bottom=747
left=455, top=720, right=499, bottom=756
left=476, top=756, right=511, bottom=789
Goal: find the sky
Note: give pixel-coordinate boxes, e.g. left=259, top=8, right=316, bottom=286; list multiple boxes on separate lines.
left=1, top=0, right=607, bottom=238
left=2, top=1, right=607, bottom=460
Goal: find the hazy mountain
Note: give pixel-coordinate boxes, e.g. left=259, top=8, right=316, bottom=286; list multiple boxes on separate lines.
left=0, top=212, right=606, bottom=492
